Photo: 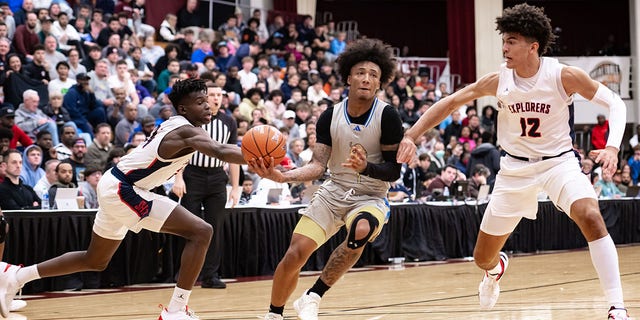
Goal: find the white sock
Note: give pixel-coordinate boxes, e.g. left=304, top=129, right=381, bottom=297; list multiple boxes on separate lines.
left=486, top=256, right=505, bottom=278
left=16, top=265, right=40, bottom=288
left=167, top=286, right=191, bottom=313
left=588, top=234, right=624, bottom=309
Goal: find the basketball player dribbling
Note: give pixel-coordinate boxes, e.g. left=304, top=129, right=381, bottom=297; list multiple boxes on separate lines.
left=251, top=38, right=404, bottom=320
left=0, top=79, right=246, bottom=320
left=397, top=4, right=630, bottom=319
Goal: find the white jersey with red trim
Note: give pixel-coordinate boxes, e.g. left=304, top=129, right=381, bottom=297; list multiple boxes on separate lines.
left=115, top=115, right=194, bottom=190
left=495, top=57, right=574, bottom=157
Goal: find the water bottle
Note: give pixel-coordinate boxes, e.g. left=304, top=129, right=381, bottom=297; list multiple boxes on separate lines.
left=41, top=188, right=50, bottom=210
left=443, top=186, right=450, bottom=198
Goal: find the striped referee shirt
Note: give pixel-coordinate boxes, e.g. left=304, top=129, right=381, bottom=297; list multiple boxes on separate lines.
left=190, top=111, right=238, bottom=168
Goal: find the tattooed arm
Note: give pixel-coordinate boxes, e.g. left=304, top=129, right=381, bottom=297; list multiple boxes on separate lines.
left=248, top=143, right=331, bottom=183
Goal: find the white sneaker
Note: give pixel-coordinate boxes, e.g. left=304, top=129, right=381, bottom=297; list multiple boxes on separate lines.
left=158, top=306, right=199, bottom=320
left=293, top=290, right=321, bottom=320
left=263, top=312, right=284, bottom=320
left=9, top=299, right=26, bottom=312
left=0, top=263, right=22, bottom=318
left=478, top=252, right=508, bottom=310
left=608, top=307, right=632, bottom=319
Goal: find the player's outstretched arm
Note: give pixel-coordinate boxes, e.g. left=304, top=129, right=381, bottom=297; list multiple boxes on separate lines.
left=251, top=143, right=331, bottom=183
left=181, top=126, right=247, bottom=164
left=397, top=72, right=499, bottom=163
left=563, top=66, right=626, bottom=174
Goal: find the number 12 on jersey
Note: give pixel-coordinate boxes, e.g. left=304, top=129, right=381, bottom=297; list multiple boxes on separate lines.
left=519, top=117, right=541, bottom=137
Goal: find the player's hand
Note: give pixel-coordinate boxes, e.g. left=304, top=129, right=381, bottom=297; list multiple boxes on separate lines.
left=342, top=145, right=367, bottom=173
left=248, top=156, right=285, bottom=182
left=589, top=146, right=619, bottom=176
left=172, top=177, right=186, bottom=198
left=397, top=136, right=417, bottom=163
left=228, top=186, right=239, bottom=208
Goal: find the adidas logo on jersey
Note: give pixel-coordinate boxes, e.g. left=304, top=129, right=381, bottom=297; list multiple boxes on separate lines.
left=351, top=124, right=362, bottom=132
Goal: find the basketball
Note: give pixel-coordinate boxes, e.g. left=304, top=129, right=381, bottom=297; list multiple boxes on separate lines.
left=241, top=125, right=287, bottom=167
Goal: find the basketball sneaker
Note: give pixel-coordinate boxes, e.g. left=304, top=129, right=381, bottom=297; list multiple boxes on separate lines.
left=10, top=299, right=27, bottom=312
left=0, top=262, right=22, bottom=318
left=263, top=312, right=284, bottom=320
left=608, top=307, right=632, bottom=319
left=158, top=305, right=199, bottom=320
left=478, top=252, right=509, bottom=310
left=293, top=290, right=321, bottom=320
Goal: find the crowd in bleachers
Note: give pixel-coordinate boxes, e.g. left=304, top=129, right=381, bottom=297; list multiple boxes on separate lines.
left=0, top=0, right=638, bottom=211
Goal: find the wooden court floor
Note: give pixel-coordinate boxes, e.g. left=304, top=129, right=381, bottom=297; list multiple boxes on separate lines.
left=11, top=245, right=640, bottom=320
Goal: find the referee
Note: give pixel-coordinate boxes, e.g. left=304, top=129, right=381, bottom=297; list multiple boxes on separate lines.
left=172, top=82, right=240, bottom=289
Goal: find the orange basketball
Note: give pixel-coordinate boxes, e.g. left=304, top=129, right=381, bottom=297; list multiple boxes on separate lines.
left=241, top=125, right=287, bottom=167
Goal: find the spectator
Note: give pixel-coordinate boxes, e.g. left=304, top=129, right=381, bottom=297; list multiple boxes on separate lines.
left=427, top=164, right=458, bottom=195
left=238, top=88, right=265, bottom=121
left=158, top=13, right=182, bottom=42
left=19, top=144, right=44, bottom=188
left=459, top=126, right=476, bottom=151
left=467, top=131, right=501, bottom=186
left=237, top=176, right=253, bottom=205
left=81, top=45, right=102, bottom=72
left=13, top=0, right=33, bottom=30
left=0, top=127, right=12, bottom=155
left=103, top=147, right=124, bottom=172
left=329, top=31, right=346, bottom=56
left=35, top=130, right=56, bottom=165
left=47, top=161, right=78, bottom=208
left=399, top=98, right=419, bottom=126
left=594, top=170, right=625, bottom=198
left=85, top=123, right=113, bottom=169
left=15, top=89, right=60, bottom=145
left=307, top=79, right=328, bottom=104
left=89, top=9, right=106, bottom=42
left=13, top=12, right=39, bottom=60
left=51, top=12, right=80, bottom=52
left=96, top=16, right=120, bottom=48
left=281, top=109, right=300, bottom=143
left=141, top=35, right=163, bottom=66
left=43, top=35, right=68, bottom=80
left=108, top=60, right=140, bottom=109
left=403, top=153, right=432, bottom=198
left=23, top=44, right=50, bottom=85
left=48, top=61, right=76, bottom=95
left=286, top=138, right=304, bottom=168
left=480, top=105, right=497, bottom=134
left=61, top=137, right=87, bottom=185
left=177, top=0, right=204, bottom=30
left=591, top=114, right=609, bottom=150
left=115, top=103, right=138, bottom=147
left=0, top=149, right=41, bottom=209
left=238, top=56, right=257, bottom=93
left=467, top=164, right=490, bottom=198
left=63, top=73, right=106, bottom=135
left=54, top=124, right=77, bottom=160
left=33, top=158, right=59, bottom=199
left=156, top=59, right=179, bottom=94
left=88, top=59, right=115, bottom=106
left=628, top=147, right=640, bottom=185
left=78, top=164, right=101, bottom=209
left=37, top=16, right=54, bottom=45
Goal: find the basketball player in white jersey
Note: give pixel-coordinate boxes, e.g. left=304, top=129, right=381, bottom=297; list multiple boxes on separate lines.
left=0, top=79, right=246, bottom=320
left=251, top=39, right=404, bottom=320
left=397, top=4, right=630, bottom=319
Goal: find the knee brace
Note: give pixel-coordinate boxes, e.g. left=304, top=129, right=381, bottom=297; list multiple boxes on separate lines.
left=0, top=215, right=7, bottom=244
left=346, top=212, right=379, bottom=249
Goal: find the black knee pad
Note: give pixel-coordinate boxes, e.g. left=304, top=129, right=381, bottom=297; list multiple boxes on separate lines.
left=346, top=212, right=379, bottom=249
left=0, top=215, right=7, bottom=244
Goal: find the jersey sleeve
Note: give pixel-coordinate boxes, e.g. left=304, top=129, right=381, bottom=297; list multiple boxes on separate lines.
left=380, top=105, right=404, bottom=145
left=316, top=106, right=333, bottom=147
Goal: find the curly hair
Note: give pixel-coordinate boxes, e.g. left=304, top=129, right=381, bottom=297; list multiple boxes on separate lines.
left=495, top=3, right=556, bottom=55
left=335, top=38, right=396, bottom=89
left=168, top=78, right=207, bottom=107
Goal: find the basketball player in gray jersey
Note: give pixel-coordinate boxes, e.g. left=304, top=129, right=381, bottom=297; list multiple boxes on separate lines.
left=397, top=4, right=630, bottom=319
left=251, top=39, right=404, bottom=320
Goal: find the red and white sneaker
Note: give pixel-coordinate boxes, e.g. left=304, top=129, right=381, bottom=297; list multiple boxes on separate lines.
left=0, top=263, right=22, bottom=318
left=478, top=252, right=509, bottom=310
left=158, top=305, right=199, bottom=320
left=608, top=307, right=632, bottom=319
